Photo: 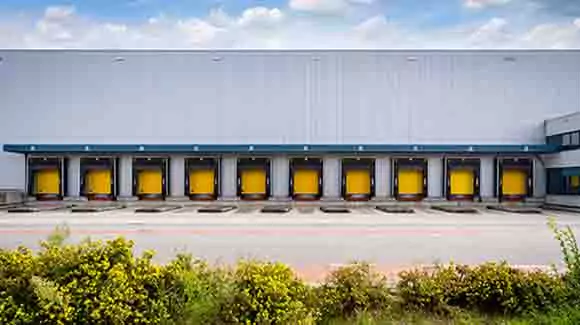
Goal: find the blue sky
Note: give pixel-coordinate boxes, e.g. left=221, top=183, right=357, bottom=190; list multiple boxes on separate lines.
left=0, top=0, right=578, bottom=48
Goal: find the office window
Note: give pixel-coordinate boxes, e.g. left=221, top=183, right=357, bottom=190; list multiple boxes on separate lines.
left=548, top=168, right=580, bottom=195
left=572, top=132, right=580, bottom=146
left=563, top=134, right=572, bottom=146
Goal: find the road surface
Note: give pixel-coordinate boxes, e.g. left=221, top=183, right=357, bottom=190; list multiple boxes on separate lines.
left=0, top=206, right=577, bottom=280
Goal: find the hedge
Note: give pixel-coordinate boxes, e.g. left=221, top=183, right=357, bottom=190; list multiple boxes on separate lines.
left=0, top=218, right=578, bottom=324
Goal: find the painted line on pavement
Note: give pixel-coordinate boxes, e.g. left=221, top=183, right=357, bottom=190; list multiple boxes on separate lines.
left=0, top=227, right=481, bottom=236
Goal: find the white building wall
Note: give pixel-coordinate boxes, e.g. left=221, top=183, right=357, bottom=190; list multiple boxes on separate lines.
left=545, top=112, right=580, bottom=136
left=2, top=50, right=580, bottom=192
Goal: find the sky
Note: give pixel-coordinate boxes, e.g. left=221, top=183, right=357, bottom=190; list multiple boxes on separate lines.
left=0, top=0, right=579, bottom=48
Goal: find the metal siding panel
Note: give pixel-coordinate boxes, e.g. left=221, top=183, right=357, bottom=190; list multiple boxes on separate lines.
left=220, top=156, right=237, bottom=199
left=272, top=156, right=289, bottom=198
left=169, top=156, right=185, bottom=198
left=546, top=113, right=580, bottom=136
left=323, top=156, right=340, bottom=198
left=374, top=156, right=391, bottom=198
left=533, top=158, right=546, bottom=197
left=427, top=157, right=443, bottom=198
left=480, top=156, right=495, bottom=199
left=66, top=156, right=81, bottom=198
left=0, top=50, right=579, bottom=154
left=0, top=152, right=25, bottom=190
left=118, top=155, right=133, bottom=198
left=544, top=149, right=580, bottom=168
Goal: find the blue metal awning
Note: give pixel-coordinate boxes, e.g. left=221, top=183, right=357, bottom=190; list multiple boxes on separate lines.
left=2, top=144, right=559, bottom=154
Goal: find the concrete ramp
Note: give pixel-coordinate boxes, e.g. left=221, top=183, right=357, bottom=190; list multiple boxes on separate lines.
left=70, top=205, right=125, bottom=213
left=320, top=206, right=350, bottom=213
left=431, top=206, right=478, bottom=214
left=376, top=206, right=415, bottom=214
left=261, top=206, right=291, bottom=213
left=134, top=205, right=182, bottom=213
left=197, top=206, right=236, bottom=213
left=487, top=205, right=542, bottom=214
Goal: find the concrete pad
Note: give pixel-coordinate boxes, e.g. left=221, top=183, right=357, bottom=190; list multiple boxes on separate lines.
left=320, top=206, right=350, bottom=213
left=8, top=204, right=70, bottom=213
left=487, top=206, right=542, bottom=214
left=261, top=206, right=291, bottom=213
left=70, top=206, right=125, bottom=213
left=376, top=206, right=415, bottom=214
left=134, top=205, right=182, bottom=213
left=431, top=206, right=479, bottom=214
left=197, top=206, right=236, bottom=213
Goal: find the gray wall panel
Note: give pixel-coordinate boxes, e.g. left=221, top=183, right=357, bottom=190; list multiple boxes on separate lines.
left=544, top=149, right=580, bottom=168
left=169, top=156, right=185, bottom=198
left=272, top=156, right=290, bottom=198
left=0, top=152, right=25, bottom=190
left=323, top=157, right=340, bottom=198
left=480, top=157, right=495, bottom=199
left=546, top=195, right=580, bottom=207
left=118, top=155, right=133, bottom=199
left=427, top=157, right=443, bottom=198
left=2, top=50, right=580, bottom=191
left=375, top=156, right=391, bottom=198
left=545, top=112, right=580, bottom=136
left=220, top=156, right=237, bottom=199
left=66, top=156, right=81, bottom=198
left=533, top=158, right=546, bottom=197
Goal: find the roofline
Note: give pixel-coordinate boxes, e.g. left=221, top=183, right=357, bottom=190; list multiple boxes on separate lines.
left=2, top=49, right=580, bottom=53
left=2, top=144, right=558, bottom=155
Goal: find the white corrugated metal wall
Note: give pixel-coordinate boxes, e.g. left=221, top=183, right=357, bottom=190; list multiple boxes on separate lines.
left=1, top=50, right=579, bottom=193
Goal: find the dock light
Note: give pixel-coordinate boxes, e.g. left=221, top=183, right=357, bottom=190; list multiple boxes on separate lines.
left=406, top=56, right=418, bottom=62
left=113, top=56, right=125, bottom=63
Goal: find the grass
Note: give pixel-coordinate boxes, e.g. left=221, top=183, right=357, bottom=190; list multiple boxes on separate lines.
left=324, top=305, right=580, bottom=325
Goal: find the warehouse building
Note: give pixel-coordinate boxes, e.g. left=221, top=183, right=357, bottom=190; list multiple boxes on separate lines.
left=1, top=50, right=580, bottom=206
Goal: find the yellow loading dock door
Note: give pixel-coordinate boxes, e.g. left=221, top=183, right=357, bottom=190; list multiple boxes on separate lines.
left=137, top=169, right=163, bottom=195
left=28, top=157, right=64, bottom=200
left=238, top=158, right=271, bottom=199
left=342, top=158, right=375, bottom=200
left=34, top=169, right=60, bottom=196
left=189, top=169, right=216, bottom=196
left=293, top=169, right=320, bottom=196
left=241, top=169, right=267, bottom=196
left=446, top=158, right=480, bottom=201
left=133, top=157, right=168, bottom=199
left=81, top=157, right=116, bottom=200
left=394, top=158, right=427, bottom=200
left=186, top=158, right=219, bottom=200
left=501, top=169, right=527, bottom=197
left=86, top=169, right=112, bottom=196
left=498, top=158, right=532, bottom=201
left=449, top=169, right=474, bottom=196
left=291, top=158, right=323, bottom=199
left=345, top=170, right=371, bottom=196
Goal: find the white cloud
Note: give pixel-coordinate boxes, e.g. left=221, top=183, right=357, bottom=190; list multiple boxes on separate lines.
left=289, top=0, right=374, bottom=14
left=44, top=6, right=75, bottom=21
left=464, top=0, right=511, bottom=10
left=238, top=7, right=285, bottom=27
left=468, top=17, right=510, bottom=46
left=0, top=5, right=580, bottom=49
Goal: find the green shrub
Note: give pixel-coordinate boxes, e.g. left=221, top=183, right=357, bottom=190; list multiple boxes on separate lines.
left=219, top=260, right=314, bottom=325
left=548, top=217, right=580, bottom=302
left=317, top=262, right=392, bottom=322
left=162, top=254, right=233, bottom=324
left=397, top=263, right=567, bottom=316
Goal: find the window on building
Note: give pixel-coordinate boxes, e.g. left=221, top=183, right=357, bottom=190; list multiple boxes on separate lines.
left=547, top=168, right=580, bottom=195
left=572, top=132, right=580, bottom=146
left=563, top=134, right=572, bottom=146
